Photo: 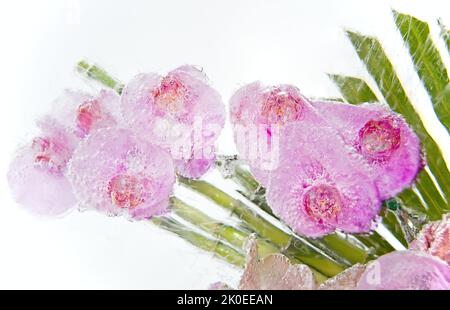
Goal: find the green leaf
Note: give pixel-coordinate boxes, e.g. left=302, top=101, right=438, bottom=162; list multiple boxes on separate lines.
left=438, top=18, right=450, bottom=55
left=414, top=170, right=449, bottom=215
left=328, top=74, right=378, bottom=104
left=381, top=203, right=409, bottom=248
left=346, top=30, right=450, bottom=211
left=393, top=11, right=450, bottom=132
left=312, top=97, right=345, bottom=103
left=151, top=216, right=246, bottom=267
left=353, top=232, right=394, bottom=256
left=397, top=187, right=439, bottom=221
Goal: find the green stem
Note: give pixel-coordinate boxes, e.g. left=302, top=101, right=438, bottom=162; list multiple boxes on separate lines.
left=397, top=188, right=435, bottom=221
left=178, top=176, right=345, bottom=277
left=178, top=177, right=291, bottom=248
left=170, top=197, right=279, bottom=258
left=151, top=216, right=245, bottom=267
left=171, top=197, right=329, bottom=283
left=233, top=165, right=260, bottom=194
left=76, top=59, right=124, bottom=93
left=316, top=234, right=369, bottom=265
left=233, top=165, right=274, bottom=215
left=171, top=197, right=328, bottom=283
left=353, top=232, right=394, bottom=256
left=383, top=199, right=415, bottom=246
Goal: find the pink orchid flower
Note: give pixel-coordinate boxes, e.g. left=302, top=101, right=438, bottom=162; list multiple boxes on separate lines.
left=230, top=82, right=381, bottom=237
left=7, top=117, right=78, bottom=216
left=238, top=235, right=316, bottom=290
left=67, top=128, right=175, bottom=220
left=121, top=65, right=225, bottom=178
left=356, top=251, right=450, bottom=290
left=312, top=101, right=422, bottom=200
left=7, top=89, right=120, bottom=216
left=229, top=82, right=309, bottom=186
left=322, top=250, right=450, bottom=290
left=51, top=89, right=121, bottom=138
left=266, top=122, right=381, bottom=237
left=319, top=264, right=367, bottom=290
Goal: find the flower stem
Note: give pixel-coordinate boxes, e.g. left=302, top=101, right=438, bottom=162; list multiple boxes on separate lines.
left=180, top=177, right=291, bottom=247
left=178, top=176, right=345, bottom=277
left=151, top=216, right=246, bottom=267
left=170, top=197, right=328, bottom=283
left=353, top=232, right=395, bottom=256
left=76, top=59, right=124, bottom=93
left=381, top=200, right=411, bottom=246
left=154, top=202, right=329, bottom=283
left=170, top=197, right=279, bottom=258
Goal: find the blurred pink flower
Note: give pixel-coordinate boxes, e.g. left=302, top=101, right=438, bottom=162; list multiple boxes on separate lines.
left=210, top=235, right=316, bottom=290
left=208, top=282, right=233, bottom=290
left=238, top=236, right=316, bottom=290
left=312, top=101, right=422, bottom=200
left=52, top=89, right=121, bottom=138
left=7, top=117, right=78, bottom=216
left=322, top=250, right=450, bottom=290
left=230, top=86, right=421, bottom=203
left=410, top=214, right=450, bottom=265
left=230, top=83, right=382, bottom=237
left=8, top=89, right=123, bottom=216
left=121, top=65, right=225, bottom=178
left=266, top=122, right=380, bottom=237
left=356, top=251, right=450, bottom=290
left=67, top=128, right=175, bottom=220
left=230, top=82, right=306, bottom=127
left=229, top=82, right=309, bottom=185
left=319, top=264, right=367, bottom=290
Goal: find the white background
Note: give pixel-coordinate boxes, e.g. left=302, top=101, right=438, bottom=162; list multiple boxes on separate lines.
left=0, top=0, right=449, bottom=289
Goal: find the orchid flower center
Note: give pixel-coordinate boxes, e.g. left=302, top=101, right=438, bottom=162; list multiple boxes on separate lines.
left=76, top=99, right=102, bottom=136
left=153, top=76, right=187, bottom=116
left=303, top=185, right=342, bottom=225
left=358, top=117, right=401, bottom=161
left=261, top=88, right=304, bottom=124
left=31, top=137, right=68, bottom=175
left=107, top=174, right=147, bottom=209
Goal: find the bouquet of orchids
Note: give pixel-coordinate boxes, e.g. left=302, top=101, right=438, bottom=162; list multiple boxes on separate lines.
left=7, top=11, right=450, bottom=290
